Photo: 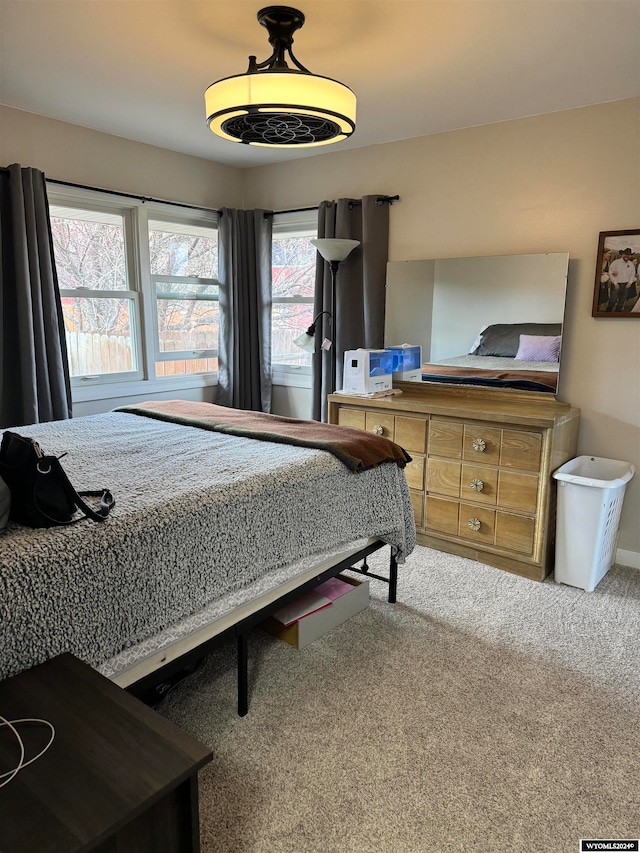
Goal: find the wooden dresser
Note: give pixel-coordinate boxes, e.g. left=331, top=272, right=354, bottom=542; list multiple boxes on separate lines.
left=328, top=383, right=580, bottom=581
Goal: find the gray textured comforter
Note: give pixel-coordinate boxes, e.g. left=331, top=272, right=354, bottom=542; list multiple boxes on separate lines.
left=0, top=411, right=415, bottom=680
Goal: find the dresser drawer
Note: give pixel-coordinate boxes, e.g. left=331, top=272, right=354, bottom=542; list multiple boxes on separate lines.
left=410, top=490, right=424, bottom=529
left=497, top=471, right=538, bottom=514
left=427, top=458, right=460, bottom=497
left=395, top=416, right=427, bottom=454
left=428, top=420, right=463, bottom=459
left=500, top=429, right=542, bottom=471
left=405, top=455, right=425, bottom=491
left=430, top=419, right=542, bottom=474
left=463, top=425, right=501, bottom=463
left=359, top=412, right=428, bottom=450
left=432, top=499, right=536, bottom=557
left=429, top=418, right=502, bottom=465
left=460, top=464, right=498, bottom=505
left=427, top=454, right=537, bottom=509
left=365, top=412, right=395, bottom=439
left=458, top=503, right=495, bottom=544
left=337, top=408, right=366, bottom=430
left=495, top=512, right=535, bottom=555
left=425, top=496, right=459, bottom=535
left=337, top=406, right=427, bottom=451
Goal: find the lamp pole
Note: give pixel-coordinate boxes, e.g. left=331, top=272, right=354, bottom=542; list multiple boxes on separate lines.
left=328, top=260, right=340, bottom=394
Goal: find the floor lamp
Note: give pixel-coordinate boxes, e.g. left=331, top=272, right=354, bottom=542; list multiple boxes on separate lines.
left=309, top=238, right=360, bottom=393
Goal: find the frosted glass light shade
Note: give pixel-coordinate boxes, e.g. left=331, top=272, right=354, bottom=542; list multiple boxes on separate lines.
left=293, top=330, right=316, bottom=353
left=310, top=238, right=360, bottom=262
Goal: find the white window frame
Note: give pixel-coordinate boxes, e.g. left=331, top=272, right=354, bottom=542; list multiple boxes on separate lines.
left=147, top=213, right=219, bottom=368
left=49, top=196, right=145, bottom=386
left=46, top=184, right=220, bottom=404
left=271, top=210, right=317, bottom=388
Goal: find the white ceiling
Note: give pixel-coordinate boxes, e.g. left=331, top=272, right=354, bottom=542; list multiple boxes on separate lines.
left=1, top=1, right=639, bottom=169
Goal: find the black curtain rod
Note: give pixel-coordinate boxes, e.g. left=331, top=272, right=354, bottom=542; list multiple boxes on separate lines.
left=254, top=195, right=400, bottom=219
left=266, top=204, right=319, bottom=216
left=5, top=171, right=401, bottom=218
left=45, top=178, right=219, bottom=215
left=273, top=195, right=400, bottom=214
left=346, top=194, right=400, bottom=209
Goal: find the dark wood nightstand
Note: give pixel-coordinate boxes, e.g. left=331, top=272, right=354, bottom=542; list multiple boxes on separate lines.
left=0, top=653, right=212, bottom=853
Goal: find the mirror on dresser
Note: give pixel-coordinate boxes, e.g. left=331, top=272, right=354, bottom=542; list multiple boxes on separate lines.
left=385, top=253, right=570, bottom=394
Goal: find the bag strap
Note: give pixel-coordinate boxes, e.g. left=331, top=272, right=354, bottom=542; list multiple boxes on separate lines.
left=72, top=489, right=115, bottom=523
left=35, top=456, right=115, bottom=524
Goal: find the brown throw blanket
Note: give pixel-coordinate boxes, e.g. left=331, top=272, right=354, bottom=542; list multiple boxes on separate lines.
left=421, top=362, right=558, bottom=391
left=115, top=401, right=411, bottom=473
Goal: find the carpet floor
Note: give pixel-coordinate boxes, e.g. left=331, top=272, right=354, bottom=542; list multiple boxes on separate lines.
left=159, top=546, right=640, bottom=853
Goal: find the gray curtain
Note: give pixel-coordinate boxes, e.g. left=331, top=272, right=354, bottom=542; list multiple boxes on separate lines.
left=312, top=196, right=390, bottom=421
left=217, top=208, right=273, bottom=412
left=0, top=164, right=72, bottom=428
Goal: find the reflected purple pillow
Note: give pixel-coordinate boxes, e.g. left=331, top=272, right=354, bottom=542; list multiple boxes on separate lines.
left=514, top=334, right=562, bottom=362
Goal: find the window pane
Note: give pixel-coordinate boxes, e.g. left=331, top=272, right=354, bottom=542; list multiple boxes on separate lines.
left=273, top=303, right=316, bottom=366
left=155, top=357, right=218, bottom=377
left=157, top=298, right=219, bottom=353
left=156, top=280, right=218, bottom=297
left=50, top=206, right=128, bottom=291
left=61, top=296, right=136, bottom=375
left=272, top=236, right=316, bottom=298
left=149, top=219, right=218, bottom=279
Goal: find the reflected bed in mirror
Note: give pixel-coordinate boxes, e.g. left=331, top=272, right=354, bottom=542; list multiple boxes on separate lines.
left=385, top=253, right=569, bottom=394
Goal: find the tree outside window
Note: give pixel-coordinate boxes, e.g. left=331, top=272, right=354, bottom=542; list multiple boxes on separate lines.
left=272, top=228, right=316, bottom=370
left=50, top=205, right=139, bottom=377
left=49, top=202, right=220, bottom=380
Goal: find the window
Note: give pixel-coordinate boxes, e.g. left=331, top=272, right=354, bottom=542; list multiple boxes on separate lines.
left=271, top=212, right=317, bottom=383
left=47, top=185, right=219, bottom=395
left=50, top=203, right=142, bottom=381
left=49, top=189, right=317, bottom=395
left=148, top=218, right=219, bottom=376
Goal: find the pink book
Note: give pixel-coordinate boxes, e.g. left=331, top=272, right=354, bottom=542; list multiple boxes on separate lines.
left=272, top=590, right=332, bottom=627
left=314, top=577, right=355, bottom=601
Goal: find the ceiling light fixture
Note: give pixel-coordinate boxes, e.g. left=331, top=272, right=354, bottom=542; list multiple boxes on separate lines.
left=204, top=6, right=356, bottom=148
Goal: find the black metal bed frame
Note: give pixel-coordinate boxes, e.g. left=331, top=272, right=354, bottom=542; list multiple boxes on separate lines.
left=127, top=540, right=397, bottom=716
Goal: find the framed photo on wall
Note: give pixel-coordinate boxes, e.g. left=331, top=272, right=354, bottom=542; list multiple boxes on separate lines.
left=592, top=229, right=640, bottom=318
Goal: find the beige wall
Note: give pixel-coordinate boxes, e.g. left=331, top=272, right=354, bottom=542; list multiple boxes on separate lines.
left=1, top=100, right=638, bottom=556
left=244, top=99, right=640, bottom=556
left=0, top=105, right=243, bottom=208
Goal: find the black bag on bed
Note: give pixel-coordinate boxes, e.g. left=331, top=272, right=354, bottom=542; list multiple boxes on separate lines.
left=0, top=431, right=115, bottom=528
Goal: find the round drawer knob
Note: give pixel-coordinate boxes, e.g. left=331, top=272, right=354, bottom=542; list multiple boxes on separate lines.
left=472, top=438, right=486, bottom=452
left=470, top=478, right=484, bottom=492
left=467, top=517, right=481, bottom=532
left=372, top=424, right=384, bottom=436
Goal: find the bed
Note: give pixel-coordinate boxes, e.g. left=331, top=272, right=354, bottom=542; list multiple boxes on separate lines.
left=422, top=322, right=562, bottom=392
left=0, top=402, right=416, bottom=713
left=421, top=354, right=559, bottom=392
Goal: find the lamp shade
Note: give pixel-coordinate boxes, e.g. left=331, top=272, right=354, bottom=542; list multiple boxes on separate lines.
left=205, top=72, right=356, bottom=148
left=293, top=330, right=317, bottom=353
left=310, top=238, right=360, bottom=262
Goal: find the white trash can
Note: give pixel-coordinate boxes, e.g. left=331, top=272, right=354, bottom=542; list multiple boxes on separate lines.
left=553, top=456, right=635, bottom=591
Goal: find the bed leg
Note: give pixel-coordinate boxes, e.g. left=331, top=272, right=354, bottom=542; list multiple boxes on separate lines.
left=237, top=633, right=249, bottom=717
left=388, top=552, right=398, bottom=604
